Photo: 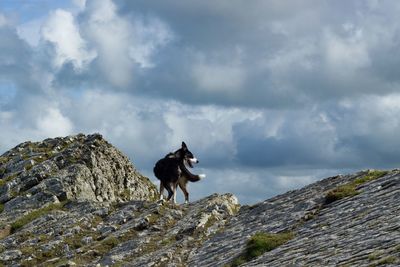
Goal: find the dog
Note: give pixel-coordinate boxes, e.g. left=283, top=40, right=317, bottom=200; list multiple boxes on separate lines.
left=153, top=142, right=205, bottom=204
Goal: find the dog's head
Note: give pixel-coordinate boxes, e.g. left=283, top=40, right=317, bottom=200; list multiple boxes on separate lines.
left=170, top=142, right=199, bottom=168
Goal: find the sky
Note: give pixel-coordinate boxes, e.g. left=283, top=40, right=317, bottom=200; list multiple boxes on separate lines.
left=1, top=0, right=400, bottom=204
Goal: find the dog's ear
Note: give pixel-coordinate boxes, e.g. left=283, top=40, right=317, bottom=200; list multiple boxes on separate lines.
left=182, top=142, right=187, bottom=150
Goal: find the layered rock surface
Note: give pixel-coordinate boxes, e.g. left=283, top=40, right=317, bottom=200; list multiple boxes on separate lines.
left=190, top=170, right=400, bottom=267
left=0, top=134, right=399, bottom=266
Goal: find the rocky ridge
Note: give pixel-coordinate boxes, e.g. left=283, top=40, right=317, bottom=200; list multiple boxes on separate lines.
left=0, top=134, right=399, bottom=266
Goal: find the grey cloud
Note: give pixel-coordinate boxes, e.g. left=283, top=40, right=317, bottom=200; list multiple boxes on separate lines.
left=111, top=0, right=400, bottom=108
left=233, top=95, right=400, bottom=171
left=0, top=24, right=38, bottom=96
left=9, top=0, right=399, bottom=108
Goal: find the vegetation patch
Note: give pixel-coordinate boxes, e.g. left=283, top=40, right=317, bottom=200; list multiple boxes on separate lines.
left=0, top=172, right=19, bottom=187
left=368, top=251, right=382, bottom=261
left=20, top=244, right=65, bottom=267
left=160, top=235, right=176, bottom=246
left=140, top=237, right=161, bottom=255
left=11, top=202, right=66, bottom=233
left=147, top=213, right=160, bottom=224
left=118, top=228, right=138, bottom=242
left=325, top=170, right=388, bottom=204
left=229, top=231, right=295, bottom=267
left=369, top=256, right=397, bottom=267
left=93, top=236, right=120, bottom=254
left=0, top=156, right=9, bottom=165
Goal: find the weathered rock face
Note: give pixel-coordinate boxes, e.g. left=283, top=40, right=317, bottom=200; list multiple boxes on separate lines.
left=189, top=170, right=400, bottom=267
left=0, top=193, right=239, bottom=266
left=0, top=134, right=399, bottom=266
left=0, top=133, right=158, bottom=215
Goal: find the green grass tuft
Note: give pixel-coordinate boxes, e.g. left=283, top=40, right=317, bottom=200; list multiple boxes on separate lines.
left=230, top=231, right=295, bottom=267
left=325, top=170, right=388, bottom=204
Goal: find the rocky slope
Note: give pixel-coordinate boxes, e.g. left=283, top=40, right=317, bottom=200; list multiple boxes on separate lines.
left=0, top=134, right=399, bottom=266
left=189, top=170, right=400, bottom=267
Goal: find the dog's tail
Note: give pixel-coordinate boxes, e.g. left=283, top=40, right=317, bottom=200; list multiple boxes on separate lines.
left=189, top=173, right=206, bottom=182
left=186, top=173, right=206, bottom=182
left=180, top=163, right=206, bottom=182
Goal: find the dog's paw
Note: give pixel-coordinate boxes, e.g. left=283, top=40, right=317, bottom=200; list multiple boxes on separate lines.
left=199, top=174, right=206, bottom=179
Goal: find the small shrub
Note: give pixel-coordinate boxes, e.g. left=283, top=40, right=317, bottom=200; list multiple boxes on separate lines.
left=368, top=251, right=381, bottom=261
left=230, top=231, right=294, bottom=267
left=325, top=184, right=359, bottom=204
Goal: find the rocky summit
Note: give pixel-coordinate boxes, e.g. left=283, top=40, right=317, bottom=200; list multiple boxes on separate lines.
left=0, top=134, right=399, bottom=267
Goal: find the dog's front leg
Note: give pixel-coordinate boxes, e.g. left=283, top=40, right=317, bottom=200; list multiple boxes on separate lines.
left=172, top=182, right=178, bottom=204
left=159, top=183, right=165, bottom=201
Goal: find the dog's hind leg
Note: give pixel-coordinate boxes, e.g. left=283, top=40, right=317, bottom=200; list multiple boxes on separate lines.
left=178, top=180, right=189, bottom=204
left=164, top=182, right=174, bottom=203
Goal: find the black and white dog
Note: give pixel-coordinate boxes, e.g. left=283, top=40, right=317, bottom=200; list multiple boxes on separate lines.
left=153, top=142, right=205, bottom=204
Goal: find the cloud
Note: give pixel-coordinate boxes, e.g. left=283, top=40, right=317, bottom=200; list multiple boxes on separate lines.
left=0, top=17, right=44, bottom=95
left=113, top=0, right=400, bottom=108
left=36, top=107, right=74, bottom=137
left=233, top=93, right=400, bottom=172
left=17, top=18, right=43, bottom=47
left=191, top=53, right=246, bottom=92
left=78, top=0, right=173, bottom=88
left=42, top=9, right=97, bottom=70
left=0, top=14, right=7, bottom=27
left=233, top=108, right=339, bottom=168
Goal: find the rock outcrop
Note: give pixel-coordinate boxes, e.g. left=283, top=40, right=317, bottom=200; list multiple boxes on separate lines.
left=0, top=133, right=157, bottom=208
left=0, top=134, right=399, bottom=266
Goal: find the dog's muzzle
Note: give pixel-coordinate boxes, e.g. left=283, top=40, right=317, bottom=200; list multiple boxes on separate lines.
left=189, top=157, right=199, bottom=164
left=187, top=157, right=199, bottom=167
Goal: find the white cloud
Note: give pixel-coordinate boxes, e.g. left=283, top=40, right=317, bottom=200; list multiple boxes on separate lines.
left=73, top=0, right=87, bottom=10
left=36, top=107, right=74, bottom=137
left=17, top=18, right=43, bottom=46
left=41, top=9, right=96, bottom=70
left=83, top=0, right=172, bottom=87
left=129, top=17, right=173, bottom=68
